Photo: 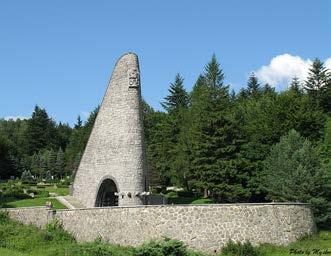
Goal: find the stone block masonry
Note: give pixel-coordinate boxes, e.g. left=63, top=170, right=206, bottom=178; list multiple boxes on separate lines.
left=72, top=53, right=148, bottom=207
left=4, top=203, right=316, bottom=253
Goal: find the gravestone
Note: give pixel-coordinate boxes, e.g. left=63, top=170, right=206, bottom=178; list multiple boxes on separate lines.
left=72, top=53, right=148, bottom=207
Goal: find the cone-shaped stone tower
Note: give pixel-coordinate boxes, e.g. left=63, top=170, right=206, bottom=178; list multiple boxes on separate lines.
left=73, top=53, right=148, bottom=207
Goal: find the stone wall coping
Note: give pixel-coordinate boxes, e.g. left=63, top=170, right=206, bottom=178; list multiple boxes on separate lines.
left=1, top=206, right=45, bottom=210
left=1, top=202, right=310, bottom=212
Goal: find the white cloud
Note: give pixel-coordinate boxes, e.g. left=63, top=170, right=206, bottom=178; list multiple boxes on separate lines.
left=4, top=116, right=28, bottom=121
left=255, top=54, right=331, bottom=90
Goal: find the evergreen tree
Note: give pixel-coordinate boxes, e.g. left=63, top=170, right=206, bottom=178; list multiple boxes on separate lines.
left=74, top=116, right=83, bottom=129
left=261, top=83, right=275, bottom=97
left=57, top=122, right=72, bottom=150
left=30, top=153, right=39, bottom=178
left=161, top=74, right=188, bottom=114
left=246, top=73, right=260, bottom=98
left=45, top=170, right=52, bottom=181
left=187, top=56, right=235, bottom=197
left=47, top=149, right=57, bottom=178
left=289, top=77, right=302, bottom=95
left=262, top=130, right=330, bottom=224
left=0, top=135, right=17, bottom=179
left=21, top=169, right=33, bottom=181
left=160, top=74, right=191, bottom=186
left=204, top=54, right=225, bottom=88
left=37, top=153, right=47, bottom=179
left=56, top=147, right=65, bottom=179
left=25, top=105, right=58, bottom=154
left=304, top=59, right=330, bottom=112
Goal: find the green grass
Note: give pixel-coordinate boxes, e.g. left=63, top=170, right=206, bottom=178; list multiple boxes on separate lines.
left=259, top=231, right=331, bottom=256
left=1, top=198, right=67, bottom=209
left=190, top=198, right=216, bottom=204
left=44, top=187, right=69, bottom=196
left=0, top=247, right=31, bottom=256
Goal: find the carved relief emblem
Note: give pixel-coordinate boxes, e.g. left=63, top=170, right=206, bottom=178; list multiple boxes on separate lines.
left=128, top=68, right=140, bottom=88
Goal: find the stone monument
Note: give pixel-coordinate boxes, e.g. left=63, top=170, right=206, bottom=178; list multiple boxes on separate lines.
left=72, top=53, right=148, bottom=207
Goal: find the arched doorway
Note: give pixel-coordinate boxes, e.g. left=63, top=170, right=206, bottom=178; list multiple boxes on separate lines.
left=95, top=179, right=118, bottom=207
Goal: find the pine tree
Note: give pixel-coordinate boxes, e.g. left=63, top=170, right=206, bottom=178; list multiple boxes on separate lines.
left=289, top=77, right=302, bottom=95
left=304, top=59, right=330, bottom=111
left=74, top=116, right=83, bottom=129
left=262, top=129, right=330, bottom=224
left=25, top=105, right=58, bottom=155
left=246, top=73, right=260, bottom=98
left=56, top=147, right=65, bottom=179
left=30, top=153, right=39, bottom=177
left=161, top=74, right=188, bottom=114
left=204, top=54, right=225, bottom=88
left=0, top=135, right=17, bottom=179
left=261, top=83, right=275, bottom=97
left=38, top=153, right=47, bottom=179
left=47, top=149, right=57, bottom=178
left=57, top=122, right=72, bottom=150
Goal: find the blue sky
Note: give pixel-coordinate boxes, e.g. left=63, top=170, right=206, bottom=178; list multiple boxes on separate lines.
left=1, top=0, right=330, bottom=125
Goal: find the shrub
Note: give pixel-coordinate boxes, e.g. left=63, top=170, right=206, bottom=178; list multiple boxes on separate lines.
left=135, top=238, right=188, bottom=256
left=43, top=218, right=75, bottom=243
left=262, top=129, right=331, bottom=225
left=37, top=190, right=50, bottom=198
left=221, top=240, right=263, bottom=256
left=165, top=191, right=178, bottom=198
left=1, top=183, right=29, bottom=199
left=0, top=211, right=9, bottom=223
left=177, top=191, right=194, bottom=198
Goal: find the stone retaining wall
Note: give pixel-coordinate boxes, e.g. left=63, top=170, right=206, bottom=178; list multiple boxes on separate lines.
left=3, top=203, right=316, bottom=253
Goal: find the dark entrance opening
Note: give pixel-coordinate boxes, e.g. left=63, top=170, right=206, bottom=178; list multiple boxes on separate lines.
left=95, top=179, right=118, bottom=207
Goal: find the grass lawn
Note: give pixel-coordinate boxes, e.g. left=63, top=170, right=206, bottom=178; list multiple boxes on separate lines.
left=259, top=231, right=331, bottom=255
left=1, top=198, right=67, bottom=209
left=44, top=186, right=69, bottom=196
left=0, top=248, right=30, bottom=256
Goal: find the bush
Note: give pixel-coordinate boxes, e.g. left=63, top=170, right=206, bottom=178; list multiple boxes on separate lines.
left=221, top=240, right=263, bottom=256
left=0, top=211, right=9, bottom=223
left=135, top=238, right=188, bottom=256
left=165, top=191, right=178, bottom=198
left=43, top=218, right=75, bottom=243
left=1, top=183, right=29, bottom=199
left=64, top=241, right=134, bottom=256
left=177, top=191, right=194, bottom=198
left=37, top=190, right=50, bottom=198
left=262, top=130, right=330, bottom=225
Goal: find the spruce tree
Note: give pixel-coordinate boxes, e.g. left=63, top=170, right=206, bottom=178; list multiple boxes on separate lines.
left=47, top=149, right=57, bottom=178
left=161, top=74, right=188, bottom=114
left=56, top=147, right=65, bottom=179
left=304, top=59, right=330, bottom=111
left=261, top=83, right=275, bottom=97
left=204, top=54, right=225, bottom=88
left=246, top=73, right=260, bottom=98
left=38, top=153, right=47, bottom=179
left=0, top=135, right=17, bottom=179
left=262, top=130, right=330, bottom=224
left=289, top=77, right=302, bottom=95
left=57, top=122, right=72, bottom=150
left=25, top=105, right=58, bottom=154
left=74, top=116, right=83, bottom=129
